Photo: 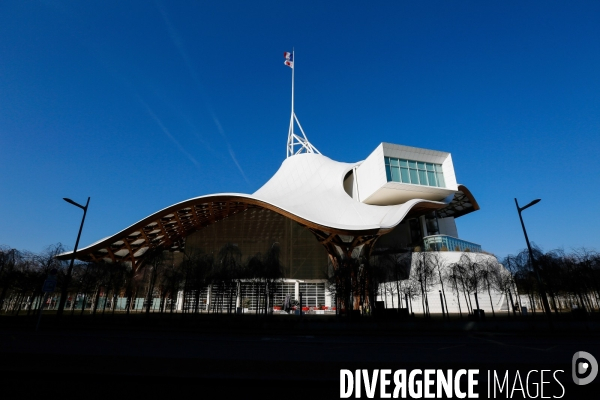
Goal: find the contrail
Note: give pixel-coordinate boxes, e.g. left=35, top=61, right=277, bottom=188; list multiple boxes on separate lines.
left=36, top=1, right=211, bottom=178
left=172, top=105, right=220, bottom=157
left=137, top=96, right=201, bottom=168
left=155, top=0, right=251, bottom=185
left=154, top=0, right=203, bottom=90
left=228, top=145, right=250, bottom=185
left=212, top=114, right=250, bottom=185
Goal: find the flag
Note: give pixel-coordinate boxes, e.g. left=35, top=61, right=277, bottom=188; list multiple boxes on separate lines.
left=284, top=51, right=293, bottom=68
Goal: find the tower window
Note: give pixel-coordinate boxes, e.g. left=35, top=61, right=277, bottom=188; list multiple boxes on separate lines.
left=384, top=157, right=445, bottom=188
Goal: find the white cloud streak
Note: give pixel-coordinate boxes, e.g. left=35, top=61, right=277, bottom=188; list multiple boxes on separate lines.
left=137, top=96, right=201, bottom=167
left=155, top=0, right=251, bottom=186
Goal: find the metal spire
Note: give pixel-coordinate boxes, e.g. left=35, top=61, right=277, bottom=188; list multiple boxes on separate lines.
left=285, top=50, right=320, bottom=158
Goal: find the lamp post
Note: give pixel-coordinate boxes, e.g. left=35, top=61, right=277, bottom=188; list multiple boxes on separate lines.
left=514, top=198, right=552, bottom=320
left=56, top=197, right=90, bottom=319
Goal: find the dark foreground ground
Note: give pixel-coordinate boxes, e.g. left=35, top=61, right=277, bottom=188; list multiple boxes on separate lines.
left=1, top=312, right=599, bottom=399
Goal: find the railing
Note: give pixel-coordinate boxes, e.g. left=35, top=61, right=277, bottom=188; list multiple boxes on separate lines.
left=423, top=235, right=482, bottom=253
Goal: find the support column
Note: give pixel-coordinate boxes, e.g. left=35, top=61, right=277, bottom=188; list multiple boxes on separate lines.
left=420, top=215, right=428, bottom=238
left=324, top=285, right=332, bottom=308
left=176, top=290, right=183, bottom=311
left=206, top=285, right=211, bottom=311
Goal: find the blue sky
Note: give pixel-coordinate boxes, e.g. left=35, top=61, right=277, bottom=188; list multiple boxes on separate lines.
left=1, top=1, right=599, bottom=258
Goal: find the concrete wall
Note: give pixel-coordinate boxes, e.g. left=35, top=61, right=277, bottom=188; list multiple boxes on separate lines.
left=377, top=252, right=508, bottom=315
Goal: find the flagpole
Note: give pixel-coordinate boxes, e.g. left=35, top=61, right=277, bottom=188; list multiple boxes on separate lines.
left=291, top=48, right=294, bottom=120
left=285, top=48, right=318, bottom=157
left=287, top=49, right=295, bottom=157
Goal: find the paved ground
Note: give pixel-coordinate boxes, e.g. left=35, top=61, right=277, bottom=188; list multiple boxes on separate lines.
left=1, top=313, right=599, bottom=398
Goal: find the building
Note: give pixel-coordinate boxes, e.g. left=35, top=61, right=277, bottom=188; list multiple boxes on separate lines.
left=59, top=134, right=508, bottom=313
left=58, top=57, right=505, bottom=313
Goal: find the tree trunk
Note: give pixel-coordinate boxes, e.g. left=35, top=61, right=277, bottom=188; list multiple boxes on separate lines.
left=460, top=279, right=472, bottom=314
left=256, top=283, right=260, bottom=314
left=92, top=286, right=101, bottom=316
left=507, top=289, right=516, bottom=317
left=15, top=292, right=25, bottom=316
left=438, top=271, right=450, bottom=319
left=452, top=277, right=463, bottom=318
left=419, top=279, right=426, bottom=316
left=486, top=282, right=495, bottom=318
left=79, top=293, right=87, bottom=316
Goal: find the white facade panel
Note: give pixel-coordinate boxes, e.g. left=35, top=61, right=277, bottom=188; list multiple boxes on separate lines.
left=354, top=143, right=386, bottom=203
left=355, top=142, right=459, bottom=205
left=438, top=217, right=458, bottom=238
left=441, top=154, right=458, bottom=190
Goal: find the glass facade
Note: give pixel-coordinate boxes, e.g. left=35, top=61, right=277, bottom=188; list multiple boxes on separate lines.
left=179, top=281, right=327, bottom=312
left=384, top=157, right=445, bottom=188
left=185, top=207, right=329, bottom=279
left=423, top=235, right=482, bottom=253
left=298, top=282, right=326, bottom=307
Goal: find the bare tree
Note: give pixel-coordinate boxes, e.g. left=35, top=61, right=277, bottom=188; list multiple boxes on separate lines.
left=263, top=243, right=284, bottom=314
left=479, top=256, right=504, bottom=318
left=246, top=253, right=264, bottom=314
left=157, top=256, right=182, bottom=314
left=325, top=252, right=358, bottom=315
left=410, top=251, right=437, bottom=317
left=500, top=254, right=523, bottom=315
left=572, top=248, right=600, bottom=311
left=213, top=243, right=242, bottom=314
left=180, top=250, right=212, bottom=313
left=512, top=248, right=541, bottom=314
left=492, top=258, right=518, bottom=317
left=457, top=254, right=486, bottom=315
left=398, top=278, right=420, bottom=315
left=445, top=263, right=468, bottom=317
left=141, top=249, right=167, bottom=315
left=73, top=261, right=106, bottom=316
left=0, top=247, right=18, bottom=312
left=429, top=252, right=450, bottom=317
left=104, top=262, right=128, bottom=315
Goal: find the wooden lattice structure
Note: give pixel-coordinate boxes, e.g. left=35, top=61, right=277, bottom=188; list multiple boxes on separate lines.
left=57, top=186, right=477, bottom=272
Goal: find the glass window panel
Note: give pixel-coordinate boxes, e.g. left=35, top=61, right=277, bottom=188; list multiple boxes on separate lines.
left=418, top=170, right=427, bottom=185
left=409, top=169, right=419, bottom=184
left=427, top=171, right=437, bottom=187
left=391, top=166, right=400, bottom=182
left=436, top=172, right=445, bottom=188
left=388, top=160, right=448, bottom=186
left=400, top=167, right=410, bottom=183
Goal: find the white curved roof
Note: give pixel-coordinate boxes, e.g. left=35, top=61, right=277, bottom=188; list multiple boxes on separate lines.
left=252, top=153, right=446, bottom=231
left=58, top=146, right=476, bottom=266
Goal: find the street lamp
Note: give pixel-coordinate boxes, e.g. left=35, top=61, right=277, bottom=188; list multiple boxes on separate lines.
left=514, top=198, right=552, bottom=320
left=56, top=197, right=90, bottom=319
